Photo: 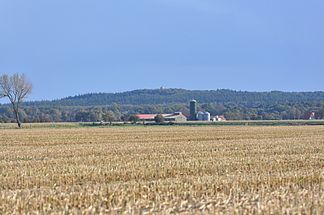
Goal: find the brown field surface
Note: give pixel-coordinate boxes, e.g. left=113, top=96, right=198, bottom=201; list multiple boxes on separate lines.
left=0, top=126, right=323, bottom=214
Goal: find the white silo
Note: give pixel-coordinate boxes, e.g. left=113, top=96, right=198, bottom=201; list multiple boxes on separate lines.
left=203, top=112, right=211, bottom=121
left=196, top=111, right=211, bottom=121
left=196, top=111, right=204, bottom=121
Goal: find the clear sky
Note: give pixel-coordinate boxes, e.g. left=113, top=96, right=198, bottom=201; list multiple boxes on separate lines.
left=0, top=0, right=323, bottom=101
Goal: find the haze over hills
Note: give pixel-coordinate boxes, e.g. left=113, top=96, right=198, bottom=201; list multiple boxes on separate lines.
left=25, top=88, right=324, bottom=107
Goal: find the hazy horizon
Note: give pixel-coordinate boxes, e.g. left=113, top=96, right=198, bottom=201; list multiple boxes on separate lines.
left=1, top=0, right=324, bottom=101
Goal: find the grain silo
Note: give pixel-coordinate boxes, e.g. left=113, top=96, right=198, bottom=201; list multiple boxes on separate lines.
left=190, top=100, right=197, bottom=120
left=203, top=112, right=211, bottom=121
left=197, top=111, right=211, bottom=121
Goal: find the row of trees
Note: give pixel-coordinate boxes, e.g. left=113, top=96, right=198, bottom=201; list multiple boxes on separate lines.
left=1, top=102, right=324, bottom=124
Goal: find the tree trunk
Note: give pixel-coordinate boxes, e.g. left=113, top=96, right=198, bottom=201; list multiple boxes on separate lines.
left=12, top=105, right=21, bottom=128
left=14, top=110, right=21, bottom=128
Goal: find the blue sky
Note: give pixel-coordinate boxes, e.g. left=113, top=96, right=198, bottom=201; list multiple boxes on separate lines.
left=0, top=0, right=323, bottom=101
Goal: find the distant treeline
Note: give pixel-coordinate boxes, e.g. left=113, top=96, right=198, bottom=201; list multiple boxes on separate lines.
left=1, top=89, right=324, bottom=122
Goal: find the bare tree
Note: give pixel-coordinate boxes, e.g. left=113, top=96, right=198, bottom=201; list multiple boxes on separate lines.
left=0, top=73, right=32, bottom=128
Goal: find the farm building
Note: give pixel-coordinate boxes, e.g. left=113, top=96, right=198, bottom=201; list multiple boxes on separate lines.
left=136, top=112, right=187, bottom=122
left=305, top=112, right=316, bottom=120
left=212, top=115, right=227, bottom=122
left=189, top=100, right=211, bottom=121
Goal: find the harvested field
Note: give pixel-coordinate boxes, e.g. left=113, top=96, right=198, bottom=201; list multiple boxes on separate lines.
left=0, top=126, right=323, bottom=214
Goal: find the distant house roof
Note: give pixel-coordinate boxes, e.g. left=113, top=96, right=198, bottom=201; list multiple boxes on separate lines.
left=136, top=114, right=157, bottom=120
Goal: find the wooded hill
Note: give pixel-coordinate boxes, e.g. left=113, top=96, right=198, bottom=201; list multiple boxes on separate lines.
left=26, top=89, right=324, bottom=107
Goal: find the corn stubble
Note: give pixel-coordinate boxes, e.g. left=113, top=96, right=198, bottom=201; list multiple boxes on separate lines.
left=0, top=126, right=323, bottom=214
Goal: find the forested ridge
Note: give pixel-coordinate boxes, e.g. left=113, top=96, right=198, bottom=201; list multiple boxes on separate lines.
left=1, top=88, right=324, bottom=122
left=25, top=89, right=324, bottom=106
